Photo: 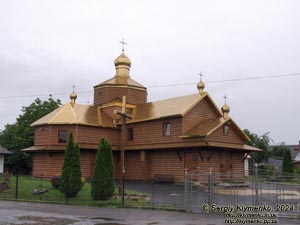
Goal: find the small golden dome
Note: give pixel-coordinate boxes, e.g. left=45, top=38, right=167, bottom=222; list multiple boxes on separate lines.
left=70, top=92, right=77, bottom=106
left=114, top=52, right=131, bottom=68
left=222, top=103, right=230, bottom=113
left=197, top=80, right=205, bottom=90
left=222, top=103, right=230, bottom=119
left=197, top=80, right=205, bottom=95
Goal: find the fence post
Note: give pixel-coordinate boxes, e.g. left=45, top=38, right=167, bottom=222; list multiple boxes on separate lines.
left=254, top=163, right=259, bottom=205
left=208, top=170, right=212, bottom=207
left=66, top=175, right=69, bottom=205
left=184, top=168, right=189, bottom=212
left=15, top=173, right=19, bottom=200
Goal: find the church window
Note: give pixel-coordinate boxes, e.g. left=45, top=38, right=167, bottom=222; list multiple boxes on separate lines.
left=163, top=122, right=171, bottom=136
left=223, top=125, right=229, bottom=136
left=58, top=130, right=68, bottom=143
left=127, top=128, right=134, bottom=141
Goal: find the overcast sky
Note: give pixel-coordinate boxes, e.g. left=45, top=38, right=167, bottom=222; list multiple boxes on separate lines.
left=0, top=0, right=299, bottom=144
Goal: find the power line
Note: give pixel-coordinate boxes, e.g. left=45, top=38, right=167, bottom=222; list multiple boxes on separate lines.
left=0, top=72, right=299, bottom=99
left=148, top=73, right=300, bottom=88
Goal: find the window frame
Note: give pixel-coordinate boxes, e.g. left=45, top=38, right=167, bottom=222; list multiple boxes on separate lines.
left=223, top=124, right=229, bottom=136
left=163, top=122, right=171, bottom=137
left=58, top=130, right=68, bottom=143
left=127, top=127, right=134, bottom=141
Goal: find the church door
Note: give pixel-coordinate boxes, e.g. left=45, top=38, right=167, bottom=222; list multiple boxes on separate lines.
left=220, top=153, right=233, bottom=181
left=184, top=152, right=198, bottom=172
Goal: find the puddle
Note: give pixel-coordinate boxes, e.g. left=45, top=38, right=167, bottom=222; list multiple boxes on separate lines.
left=17, top=216, right=78, bottom=225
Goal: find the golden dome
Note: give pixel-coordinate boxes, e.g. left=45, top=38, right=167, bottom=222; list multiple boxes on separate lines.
left=197, top=80, right=205, bottom=95
left=114, top=51, right=131, bottom=78
left=114, top=52, right=131, bottom=68
left=70, top=92, right=77, bottom=106
left=221, top=103, right=230, bottom=113
left=221, top=103, right=230, bottom=119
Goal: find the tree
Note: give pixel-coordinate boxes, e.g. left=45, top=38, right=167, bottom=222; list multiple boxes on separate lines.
left=91, top=138, right=115, bottom=200
left=271, top=145, right=289, bottom=158
left=244, top=129, right=272, bottom=164
left=282, top=149, right=294, bottom=175
left=0, top=97, right=61, bottom=174
left=59, top=132, right=82, bottom=198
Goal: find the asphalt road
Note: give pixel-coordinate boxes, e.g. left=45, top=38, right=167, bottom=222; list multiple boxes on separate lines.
left=0, top=200, right=300, bottom=225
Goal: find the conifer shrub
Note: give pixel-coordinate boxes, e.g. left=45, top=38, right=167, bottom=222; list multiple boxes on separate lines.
left=282, top=149, right=294, bottom=179
left=91, top=138, right=115, bottom=200
left=59, top=132, right=82, bottom=198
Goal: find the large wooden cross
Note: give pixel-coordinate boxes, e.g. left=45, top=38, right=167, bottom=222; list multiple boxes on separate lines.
left=114, top=96, right=132, bottom=205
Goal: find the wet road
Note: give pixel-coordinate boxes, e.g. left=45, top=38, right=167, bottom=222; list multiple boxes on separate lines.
left=0, top=200, right=299, bottom=225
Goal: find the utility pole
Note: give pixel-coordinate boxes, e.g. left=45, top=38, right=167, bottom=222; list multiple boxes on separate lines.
left=114, top=96, right=132, bottom=205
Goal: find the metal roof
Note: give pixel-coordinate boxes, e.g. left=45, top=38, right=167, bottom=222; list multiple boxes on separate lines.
left=0, top=146, right=12, bottom=155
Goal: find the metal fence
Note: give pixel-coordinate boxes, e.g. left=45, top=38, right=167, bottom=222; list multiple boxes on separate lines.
left=1, top=171, right=300, bottom=219
left=183, top=169, right=300, bottom=218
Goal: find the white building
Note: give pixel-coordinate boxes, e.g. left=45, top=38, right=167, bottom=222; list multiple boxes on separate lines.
left=0, top=146, right=11, bottom=174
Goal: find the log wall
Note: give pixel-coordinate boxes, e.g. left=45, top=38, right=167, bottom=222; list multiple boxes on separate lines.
left=94, top=86, right=147, bottom=105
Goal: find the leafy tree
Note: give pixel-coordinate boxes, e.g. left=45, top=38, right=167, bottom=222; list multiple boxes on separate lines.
left=0, top=97, right=61, bottom=174
left=59, top=132, right=82, bottom=198
left=282, top=149, right=294, bottom=174
left=91, top=138, right=115, bottom=200
left=271, top=145, right=289, bottom=158
left=244, top=129, right=272, bottom=164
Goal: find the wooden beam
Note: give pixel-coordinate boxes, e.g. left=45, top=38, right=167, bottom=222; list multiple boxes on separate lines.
left=242, top=152, right=250, bottom=162
left=207, top=150, right=214, bottom=162
left=198, top=151, right=204, bottom=162
left=176, top=149, right=182, bottom=161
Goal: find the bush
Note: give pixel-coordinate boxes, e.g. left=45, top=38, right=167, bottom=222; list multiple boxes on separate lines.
left=51, top=176, right=60, bottom=189
left=91, top=138, right=114, bottom=200
left=81, top=177, right=85, bottom=188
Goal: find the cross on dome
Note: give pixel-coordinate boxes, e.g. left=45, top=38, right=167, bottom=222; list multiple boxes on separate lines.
left=120, top=38, right=127, bottom=52
left=198, top=72, right=204, bottom=81
left=224, top=93, right=228, bottom=104
left=72, top=84, right=76, bottom=93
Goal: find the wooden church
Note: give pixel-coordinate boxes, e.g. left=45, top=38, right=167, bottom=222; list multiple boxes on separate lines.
left=24, top=49, right=260, bottom=183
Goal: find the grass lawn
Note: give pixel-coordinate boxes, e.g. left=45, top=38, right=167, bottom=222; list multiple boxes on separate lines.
left=0, top=176, right=150, bottom=208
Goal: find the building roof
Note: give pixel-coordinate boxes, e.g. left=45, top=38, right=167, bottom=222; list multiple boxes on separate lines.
left=32, top=92, right=222, bottom=128
left=181, top=117, right=250, bottom=142
left=129, top=92, right=222, bottom=123
left=0, top=146, right=12, bottom=155
left=31, top=103, right=100, bottom=127
left=182, top=118, right=227, bottom=137
left=94, top=76, right=146, bottom=89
